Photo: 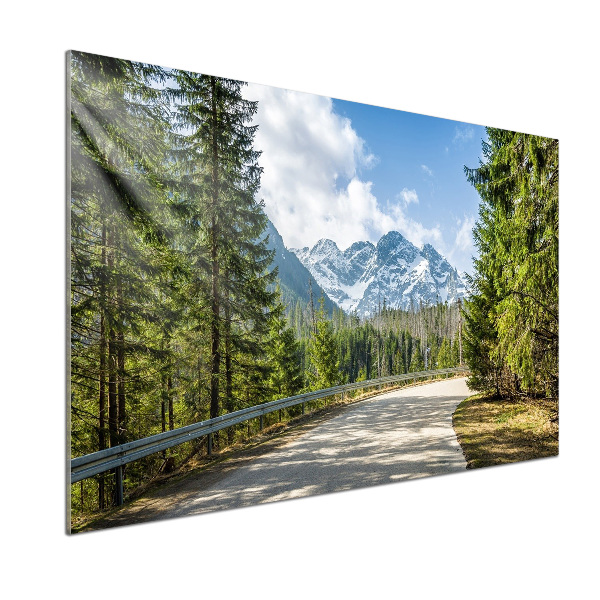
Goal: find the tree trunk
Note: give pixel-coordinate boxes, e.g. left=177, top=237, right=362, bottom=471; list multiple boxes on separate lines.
left=107, top=227, right=118, bottom=450
left=161, top=373, right=167, bottom=459
left=108, top=334, right=118, bottom=448
left=224, top=300, right=234, bottom=446
left=209, top=76, right=221, bottom=428
left=161, top=375, right=167, bottom=434
left=115, top=232, right=126, bottom=445
left=117, top=328, right=126, bottom=443
left=98, top=224, right=107, bottom=510
left=168, top=375, right=174, bottom=431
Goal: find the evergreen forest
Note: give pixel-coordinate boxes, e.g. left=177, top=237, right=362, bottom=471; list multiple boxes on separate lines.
left=70, top=52, right=465, bottom=515
left=69, top=51, right=558, bottom=520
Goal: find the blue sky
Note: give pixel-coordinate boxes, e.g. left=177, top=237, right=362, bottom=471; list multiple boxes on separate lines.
left=245, top=83, right=487, bottom=275
left=333, top=99, right=486, bottom=247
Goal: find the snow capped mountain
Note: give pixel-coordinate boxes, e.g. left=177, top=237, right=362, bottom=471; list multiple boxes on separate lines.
left=291, top=231, right=468, bottom=315
left=263, top=219, right=336, bottom=314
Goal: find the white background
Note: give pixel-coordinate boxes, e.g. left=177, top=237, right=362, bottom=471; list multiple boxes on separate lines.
left=2, top=1, right=597, bottom=598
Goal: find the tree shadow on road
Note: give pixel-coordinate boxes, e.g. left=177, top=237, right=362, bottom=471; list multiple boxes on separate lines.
left=81, top=382, right=470, bottom=532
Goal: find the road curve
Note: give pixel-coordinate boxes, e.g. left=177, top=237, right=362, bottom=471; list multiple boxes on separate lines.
left=90, top=377, right=470, bottom=529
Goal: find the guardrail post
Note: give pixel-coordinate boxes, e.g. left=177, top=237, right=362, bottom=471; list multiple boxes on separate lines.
left=115, top=466, right=123, bottom=506
left=259, top=415, right=264, bottom=430
left=207, top=433, right=212, bottom=456
left=302, top=403, right=305, bottom=415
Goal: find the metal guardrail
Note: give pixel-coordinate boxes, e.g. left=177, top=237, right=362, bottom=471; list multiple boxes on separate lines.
left=70, top=366, right=468, bottom=503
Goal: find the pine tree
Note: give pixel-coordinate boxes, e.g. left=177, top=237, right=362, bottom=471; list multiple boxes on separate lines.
left=268, top=294, right=303, bottom=400
left=462, top=288, right=504, bottom=395
left=465, top=128, right=558, bottom=397
left=409, top=339, right=425, bottom=372
left=169, top=71, right=275, bottom=422
left=307, top=297, right=340, bottom=390
left=437, top=337, right=453, bottom=369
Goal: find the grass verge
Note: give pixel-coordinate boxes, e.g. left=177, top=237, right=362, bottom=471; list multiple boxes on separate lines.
left=453, top=391, right=558, bottom=469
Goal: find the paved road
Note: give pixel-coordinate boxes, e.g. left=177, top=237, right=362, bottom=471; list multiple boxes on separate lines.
left=171, top=377, right=468, bottom=517
left=91, top=377, right=469, bottom=529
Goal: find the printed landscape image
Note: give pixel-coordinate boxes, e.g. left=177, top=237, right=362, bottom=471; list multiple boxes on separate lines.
left=69, top=51, right=558, bottom=533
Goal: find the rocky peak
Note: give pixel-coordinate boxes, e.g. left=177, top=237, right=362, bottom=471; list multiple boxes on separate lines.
left=291, top=230, right=468, bottom=315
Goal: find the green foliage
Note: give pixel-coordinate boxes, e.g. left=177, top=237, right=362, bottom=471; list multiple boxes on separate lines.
left=307, top=297, right=340, bottom=390
left=268, top=293, right=304, bottom=399
left=167, top=70, right=278, bottom=422
left=437, top=337, right=453, bottom=369
left=464, top=128, right=558, bottom=398
left=409, top=340, right=425, bottom=372
left=70, top=52, right=284, bottom=511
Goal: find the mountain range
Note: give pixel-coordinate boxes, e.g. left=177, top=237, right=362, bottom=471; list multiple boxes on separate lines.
left=289, top=231, right=468, bottom=316
left=263, top=219, right=336, bottom=314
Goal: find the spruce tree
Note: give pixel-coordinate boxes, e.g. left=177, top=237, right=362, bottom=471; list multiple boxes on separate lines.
left=168, top=70, right=277, bottom=422
left=437, top=337, right=452, bottom=369
left=307, top=297, right=340, bottom=390
left=409, top=339, right=425, bottom=372
left=268, top=294, right=303, bottom=400
left=465, top=128, right=558, bottom=397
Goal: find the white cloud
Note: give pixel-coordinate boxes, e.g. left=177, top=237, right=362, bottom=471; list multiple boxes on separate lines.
left=398, top=188, right=419, bottom=207
left=444, top=215, right=476, bottom=274
left=388, top=200, right=443, bottom=249
left=421, top=164, right=433, bottom=177
left=245, top=83, right=439, bottom=251
left=453, top=125, right=474, bottom=145
left=455, top=215, right=476, bottom=251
